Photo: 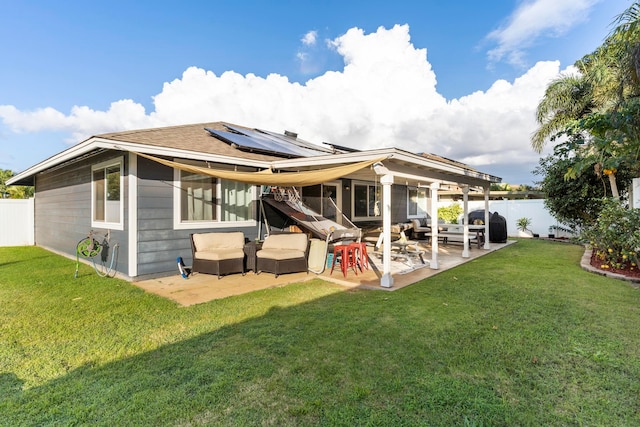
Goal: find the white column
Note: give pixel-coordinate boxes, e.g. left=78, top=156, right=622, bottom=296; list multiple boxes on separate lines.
left=380, top=174, right=394, bottom=288
left=430, top=182, right=439, bottom=270
left=128, top=152, right=138, bottom=278
left=483, top=186, right=491, bottom=249
left=462, top=186, right=470, bottom=258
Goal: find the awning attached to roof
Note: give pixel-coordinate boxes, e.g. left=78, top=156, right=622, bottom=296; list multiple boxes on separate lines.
left=134, top=152, right=384, bottom=187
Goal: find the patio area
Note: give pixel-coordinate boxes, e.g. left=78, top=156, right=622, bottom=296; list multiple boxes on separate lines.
left=134, top=240, right=515, bottom=306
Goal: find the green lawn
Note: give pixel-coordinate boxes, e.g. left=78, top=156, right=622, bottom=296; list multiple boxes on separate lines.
left=1, top=240, right=639, bottom=426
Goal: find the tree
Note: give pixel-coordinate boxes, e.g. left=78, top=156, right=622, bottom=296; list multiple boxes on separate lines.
left=532, top=2, right=640, bottom=201
left=0, top=169, right=33, bottom=199
left=533, top=142, right=633, bottom=230
left=531, top=74, right=596, bottom=153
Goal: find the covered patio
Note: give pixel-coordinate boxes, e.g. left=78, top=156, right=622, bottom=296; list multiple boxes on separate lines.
left=135, top=146, right=501, bottom=290
left=135, top=240, right=514, bottom=306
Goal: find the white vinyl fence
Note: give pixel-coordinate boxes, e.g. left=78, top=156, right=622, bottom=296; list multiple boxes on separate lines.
left=438, top=199, right=567, bottom=238
left=0, top=198, right=564, bottom=248
left=0, top=198, right=34, bottom=246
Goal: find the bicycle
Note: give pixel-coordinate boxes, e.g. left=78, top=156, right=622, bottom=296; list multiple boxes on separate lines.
left=74, top=230, right=119, bottom=278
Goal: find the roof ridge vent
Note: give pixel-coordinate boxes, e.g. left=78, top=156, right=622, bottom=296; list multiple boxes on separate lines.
left=284, top=130, right=298, bottom=139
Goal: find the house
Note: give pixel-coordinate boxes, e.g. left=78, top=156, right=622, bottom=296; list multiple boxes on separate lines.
left=8, top=122, right=501, bottom=288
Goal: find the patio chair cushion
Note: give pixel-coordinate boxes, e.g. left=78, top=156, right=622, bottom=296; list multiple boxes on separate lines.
left=259, top=233, right=308, bottom=254
left=196, top=248, right=245, bottom=261
left=192, top=232, right=245, bottom=252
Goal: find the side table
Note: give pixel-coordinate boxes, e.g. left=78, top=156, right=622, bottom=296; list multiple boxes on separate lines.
left=244, top=240, right=263, bottom=273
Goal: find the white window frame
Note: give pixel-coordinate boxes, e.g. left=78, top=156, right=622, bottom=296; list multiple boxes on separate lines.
left=91, top=157, right=124, bottom=230
left=173, top=167, right=257, bottom=230
left=407, top=186, right=428, bottom=218
left=351, top=180, right=381, bottom=221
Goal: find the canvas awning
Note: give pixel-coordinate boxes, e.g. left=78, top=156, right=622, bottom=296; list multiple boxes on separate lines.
left=134, top=151, right=384, bottom=186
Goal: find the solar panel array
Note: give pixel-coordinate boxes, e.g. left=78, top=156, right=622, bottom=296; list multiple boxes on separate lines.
left=205, top=125, right=344, bottom=158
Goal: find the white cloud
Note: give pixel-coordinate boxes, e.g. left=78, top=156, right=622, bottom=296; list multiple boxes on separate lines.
left=297, top=30, right=323, bottom=74
left=486, top=0, right=600, bottom=66
left=301, top=30, right=318, bottom=46
left=0, top=24, right=565, bottom=183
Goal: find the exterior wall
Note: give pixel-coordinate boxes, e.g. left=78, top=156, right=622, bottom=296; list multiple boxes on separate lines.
left=134, top=157, right=259, bottom=279
left=33, top=151, right=129, bottom=275
left=0, top=198, right=34, bottom=246
left=391, top=184, right=408, bottom=223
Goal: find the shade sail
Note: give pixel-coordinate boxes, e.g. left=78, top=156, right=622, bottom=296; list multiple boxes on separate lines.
left=134, top=151, right=383, bottom=186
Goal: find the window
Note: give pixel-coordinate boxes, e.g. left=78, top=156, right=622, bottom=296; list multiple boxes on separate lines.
left=92, top=158, right=123, bottom=229
left=180, top=171, right=216, bottom=222
left=174, top=168, right=254, bottom=229
left=408, top=187, right=428, bottom=218
left=353, top=182, right=380, bottom=219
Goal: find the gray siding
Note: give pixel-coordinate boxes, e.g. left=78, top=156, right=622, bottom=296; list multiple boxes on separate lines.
left=33, top=152, right=412, bottom=280
left=391, top=184, right=409, bottom=223
left=34, top=151, right=129, bottom=276
left=135, top=157, right=257, bottom=278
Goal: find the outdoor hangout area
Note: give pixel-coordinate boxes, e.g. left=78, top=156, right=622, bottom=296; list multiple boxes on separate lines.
left=2, top=239, right=639, bottom=425
left=138, top=234, right=516, bottom=306
left=133, top=217, right=515, bottom=306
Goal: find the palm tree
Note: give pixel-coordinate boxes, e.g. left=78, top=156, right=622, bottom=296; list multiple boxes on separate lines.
left=532, top=2, right=640, bottom=199
left=531, top=73, right=596, bottom=153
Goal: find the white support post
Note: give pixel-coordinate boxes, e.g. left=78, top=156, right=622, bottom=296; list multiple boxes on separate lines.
left=128, top=152, right=138, bottom=278
left=462, top=186, right=470, bottom=258
left=380, top=174, right=394, bottom=288
left=483, top=186, right=491, bottom=249
left=430, top=182, right=439, bottom=270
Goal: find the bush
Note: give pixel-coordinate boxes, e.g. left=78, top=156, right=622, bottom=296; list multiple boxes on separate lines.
left=583, top=199, right=640, bottom=271
left=438, top=203, right=463, bottom=224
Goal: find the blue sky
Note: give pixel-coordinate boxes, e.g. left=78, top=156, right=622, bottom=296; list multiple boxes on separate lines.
left=0, top=0, right=632, bottom=184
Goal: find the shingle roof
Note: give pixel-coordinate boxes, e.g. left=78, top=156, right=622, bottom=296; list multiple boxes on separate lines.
left=98, top=121, right=286, bottom=162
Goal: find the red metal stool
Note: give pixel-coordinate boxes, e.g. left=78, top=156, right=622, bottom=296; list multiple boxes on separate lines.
left=330, top=244, right=358, bottom=277
left=349, top=242, right=369, bottom=271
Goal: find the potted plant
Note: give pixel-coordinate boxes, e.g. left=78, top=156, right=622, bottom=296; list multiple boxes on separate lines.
left=516, top=217, right=533, bottom=238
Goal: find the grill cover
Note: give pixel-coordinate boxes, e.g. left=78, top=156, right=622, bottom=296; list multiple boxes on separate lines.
left=489, top=212, right=508, bottom=243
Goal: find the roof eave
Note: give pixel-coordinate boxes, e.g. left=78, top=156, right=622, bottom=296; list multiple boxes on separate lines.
left=6, top=137, right=276, bottom=185
left=271, top=147, right=502, bottom=185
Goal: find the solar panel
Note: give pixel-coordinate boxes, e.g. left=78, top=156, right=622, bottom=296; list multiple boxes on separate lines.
left=205, top=128, right=300, bottom=158
left=256, top=128, right=335, bottom=154
left=207, top=125, right=333, bottom=158
left=224, top=125, right=325, bottom=157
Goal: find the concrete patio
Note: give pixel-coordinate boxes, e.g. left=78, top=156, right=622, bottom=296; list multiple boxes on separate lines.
left=134, top=240, right=515, bottom=306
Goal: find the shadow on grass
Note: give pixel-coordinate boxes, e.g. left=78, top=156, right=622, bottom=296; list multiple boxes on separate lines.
left=2, top=241, right=639, bottom=426
left=1, top=288, right=514, bottom=426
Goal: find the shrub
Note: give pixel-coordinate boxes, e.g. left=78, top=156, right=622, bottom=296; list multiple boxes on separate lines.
left=583, top=199, right=640, bottom=271
left=438, top=203, right=463, bottom=223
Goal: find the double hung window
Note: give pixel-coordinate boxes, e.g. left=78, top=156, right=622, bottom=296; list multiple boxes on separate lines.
left=92, top=158, right=123, bottom=229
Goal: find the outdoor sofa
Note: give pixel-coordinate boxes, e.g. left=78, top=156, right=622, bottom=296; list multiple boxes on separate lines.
left=256, top=232, right=310, bottom=278
left=190, top=231, right=246, bottom=279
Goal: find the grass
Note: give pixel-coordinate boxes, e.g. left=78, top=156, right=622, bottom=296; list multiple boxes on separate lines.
left=1, top=240, right=639, bottom=426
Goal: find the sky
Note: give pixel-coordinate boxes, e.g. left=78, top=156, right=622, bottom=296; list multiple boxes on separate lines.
left=0, top=0, right=633, bottom=185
